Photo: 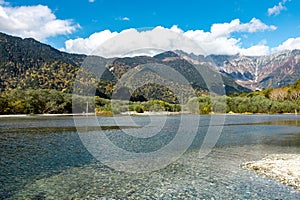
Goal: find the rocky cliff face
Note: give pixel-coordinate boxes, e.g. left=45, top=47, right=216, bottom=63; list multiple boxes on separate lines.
left=178, top=50, right=300, bottom=90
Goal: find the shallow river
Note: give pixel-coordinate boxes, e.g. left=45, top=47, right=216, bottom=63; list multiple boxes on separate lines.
left=0, top=114, right=300, bottom=199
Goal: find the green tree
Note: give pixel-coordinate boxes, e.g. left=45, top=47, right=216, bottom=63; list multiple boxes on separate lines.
left=134, top=105, right=144, bottom=113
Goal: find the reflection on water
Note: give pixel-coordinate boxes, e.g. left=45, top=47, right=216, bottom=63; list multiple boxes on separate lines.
left=258, top=120, right=300, bottom=127
left=0, top=115, right=299, bottom=199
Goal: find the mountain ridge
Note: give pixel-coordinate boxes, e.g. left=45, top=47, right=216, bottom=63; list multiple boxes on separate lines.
left=176, top=49, right=300, bottom=90
left=2, top=31, right=297, bottom=103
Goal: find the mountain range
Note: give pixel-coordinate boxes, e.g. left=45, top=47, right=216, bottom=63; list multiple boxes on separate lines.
left=0, top=32, right=299, bottom=103
left=177, top=49, right=300, bottom=90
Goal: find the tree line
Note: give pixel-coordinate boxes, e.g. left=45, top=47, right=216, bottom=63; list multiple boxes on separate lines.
left=0, top=89, right=73, bottom=114
left=1, top=82, right=300, bottom=115
left=186, top=95, right=299, bottom=114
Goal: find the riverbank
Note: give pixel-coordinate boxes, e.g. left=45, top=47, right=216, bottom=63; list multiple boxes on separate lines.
left=241, top=154, right=300, bottom=191
left=0, top=113, right=95, bottom=118
left=1, top=112, right=299, bottom=118
left=120, top=111, right=190, bottom=116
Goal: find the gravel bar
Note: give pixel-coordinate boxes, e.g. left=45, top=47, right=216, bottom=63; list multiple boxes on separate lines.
left=241, top=154, right=300, bottom=191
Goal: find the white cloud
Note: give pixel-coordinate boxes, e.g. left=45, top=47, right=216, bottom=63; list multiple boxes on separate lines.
left=0, top=3, right=79, bottom=41
left=122, top=17, right=130, bottom=21
left=63, top=18, right=277, bottom=56
left=181, top=18, right=275, bottom=56
left=240, top=45, right=270, bottom=56
left=183, top=29, right=271, bottom=56
left=272, top=37, right=300, bottom=52
left=63, top=26, right=205, bottom=56
left=63, top=30, right=118, bottom=55
left=170, top=25, right=183, bottom=34
left=115, top=17, right=130, bottom=21
left=268, top=0, right=289, bottom=16
left=210, top=18, right=276, bottom=37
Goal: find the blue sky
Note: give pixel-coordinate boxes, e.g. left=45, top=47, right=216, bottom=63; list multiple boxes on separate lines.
left=0, top=0, right=299, bottom=56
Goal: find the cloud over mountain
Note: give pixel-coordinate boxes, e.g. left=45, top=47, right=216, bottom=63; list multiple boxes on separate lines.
left=62, top=18, right=277, bottom=56
left=272, top=37, right=300, bottom=52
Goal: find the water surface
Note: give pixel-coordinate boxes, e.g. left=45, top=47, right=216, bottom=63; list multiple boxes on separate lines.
left=0, top=114, right=299, bottom=199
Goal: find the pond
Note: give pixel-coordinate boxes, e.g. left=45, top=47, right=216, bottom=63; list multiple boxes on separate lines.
left=0, top=114, right=299, bottom=199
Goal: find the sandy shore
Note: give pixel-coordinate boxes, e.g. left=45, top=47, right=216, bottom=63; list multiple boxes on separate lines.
left=0, top=114, right=28, bottom=118
left=241, top=154, right=300, bottom=191
left=120, top=111, right=190, bottom=116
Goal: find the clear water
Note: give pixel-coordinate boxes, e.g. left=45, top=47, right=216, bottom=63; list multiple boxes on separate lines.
left=0, top=115, right=300, bottom=199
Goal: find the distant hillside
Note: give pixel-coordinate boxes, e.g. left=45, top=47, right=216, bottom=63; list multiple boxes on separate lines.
left=108, top=51, right=251, bottom=99
left=253, top=78, right=300, bottom=102
left=0, top=32, right=86, bottom=93
left=177, top=50, right=300, bottom=90
left=0, top=32, right=250, bottom=103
